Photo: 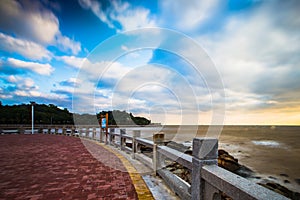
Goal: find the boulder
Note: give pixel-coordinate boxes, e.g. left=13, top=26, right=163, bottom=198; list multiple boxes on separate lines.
left=218, top=149, right=254, bottom=178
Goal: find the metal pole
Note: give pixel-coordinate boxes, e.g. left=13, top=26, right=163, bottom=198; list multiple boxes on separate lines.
left=31, top=104, right=34, bottom=134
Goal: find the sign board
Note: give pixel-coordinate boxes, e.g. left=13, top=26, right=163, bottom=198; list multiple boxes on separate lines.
left=101, top=118, right=106, bottom=128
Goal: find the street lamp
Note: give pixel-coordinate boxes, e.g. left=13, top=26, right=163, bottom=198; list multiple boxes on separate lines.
left=30, top=101, right=36, bottom=134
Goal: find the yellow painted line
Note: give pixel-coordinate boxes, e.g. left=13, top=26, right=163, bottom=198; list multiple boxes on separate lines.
left=86, top=139, right=154, bottom=200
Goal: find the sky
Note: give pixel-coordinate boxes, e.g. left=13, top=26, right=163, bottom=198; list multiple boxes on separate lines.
left=0, top=0, right=300, bottom=125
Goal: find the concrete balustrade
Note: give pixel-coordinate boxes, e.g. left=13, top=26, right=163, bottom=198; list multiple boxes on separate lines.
left=0, top=125, right=289, bottom=200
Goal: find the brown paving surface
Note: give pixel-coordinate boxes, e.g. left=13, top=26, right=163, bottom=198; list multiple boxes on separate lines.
left=0, top=134, right=138, bottom=200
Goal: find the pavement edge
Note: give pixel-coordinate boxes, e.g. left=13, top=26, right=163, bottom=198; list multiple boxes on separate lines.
left=86, top=139, right=154, bottom=200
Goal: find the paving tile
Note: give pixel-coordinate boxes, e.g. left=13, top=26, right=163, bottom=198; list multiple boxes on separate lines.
left=0, top=134, right=138, bottom=200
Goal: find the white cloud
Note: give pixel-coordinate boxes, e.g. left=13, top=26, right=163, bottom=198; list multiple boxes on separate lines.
left=56, top=55, right=86, bottom=69
left=6, top=75, right=37, bottom=90
left=0, top=33, right=52, bottom=61
left=121, top=45, right=129, bottom=51
left=2, top=75, right=70, bottom=101
left=159, top=0, right=219, bottom=31
left=78, top=0, right=114, bottom=29
left=55, top=34, right=82, bottom=55
left=196, top=0, right=300, bottom=111
left=0, top=0, right=58, bottom=44
left=110, top=3, right=156, bottom=31
left=0, top=0, right=81, bottom=55
left=59, top=77, right=82, bottom=88
left=78, top=0, right=156, bottom=31
left=6, top=58, right=54, bottom=75
left=77, top=59, right=135, bottom=82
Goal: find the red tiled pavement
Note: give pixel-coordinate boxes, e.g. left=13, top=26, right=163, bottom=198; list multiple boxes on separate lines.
left=0, top=134, right=138, bottom=200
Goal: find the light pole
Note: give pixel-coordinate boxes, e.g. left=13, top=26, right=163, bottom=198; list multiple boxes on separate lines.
left=30, top=101, right=36, bottom=134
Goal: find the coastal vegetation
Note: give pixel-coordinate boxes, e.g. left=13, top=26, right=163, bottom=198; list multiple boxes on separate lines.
left=0, top=103, right=150, bottom=125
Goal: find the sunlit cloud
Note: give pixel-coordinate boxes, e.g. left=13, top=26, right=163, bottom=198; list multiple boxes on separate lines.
left=0, top=33, right=52, bottom=61
left=159, top=0, right=219, bottom=31
left=56, top=55, right=86, bottom=69
left=78, top=0, right=156, bottom=31
left=4, top=58, right=54, bottom=75
left=0, top=0, right=81, bottom=55
left=59, top=77, right=82, bottom=88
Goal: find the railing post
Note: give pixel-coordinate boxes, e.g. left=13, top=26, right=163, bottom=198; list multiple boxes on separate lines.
left=18, top=126, right=24, bottom=134
left=84, top=127, right=87, bottom=138
left=92, top=127, right=96, bottom=140
left=109, top=128, right=115, bottom=145
left=132, top=130, right=141, bottom=159
left=71, top=126, right=75, bottom=136
left=153, top=132, right=165, bottom=176
left=120, top=129, right=126, bottom=150
left=79, top=127, right=82, bottom=137
left=191, top=138, right=218, bottom=200
left=38, top=127, right=42, bottom=134
left=62, top=126, right=66, bottom=135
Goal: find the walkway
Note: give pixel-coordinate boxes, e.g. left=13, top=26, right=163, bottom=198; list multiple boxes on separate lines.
left=0, top=134, right=153, bottom=200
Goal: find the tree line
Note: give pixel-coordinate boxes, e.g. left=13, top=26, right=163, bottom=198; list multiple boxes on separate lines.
left=0, top=103, right=151, bottom=126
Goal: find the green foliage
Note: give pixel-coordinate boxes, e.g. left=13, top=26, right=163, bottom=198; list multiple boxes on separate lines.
left=0, top=103, right=73, bottom=124
left=0, top=103, right=151, bottom=126
left=98, top=110, right=151, bottom=126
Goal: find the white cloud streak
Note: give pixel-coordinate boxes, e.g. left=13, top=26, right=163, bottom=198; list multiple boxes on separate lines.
left=0, top=33, right=52, bottom=61
left=0, top=0, right=81, bottom=55
left=56, top=55, right=86, bottom=69
left=78, top=0, right=156, bottom=31
left=159, top=0, right=219, bottom=31
left=6, top=58, right=54, bottom=75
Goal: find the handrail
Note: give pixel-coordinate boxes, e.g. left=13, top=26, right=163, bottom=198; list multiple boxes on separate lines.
left=135, top=138, right=154, bottom=147
left=202, top=165, right=289, bottom=200
left=158, top=145, right=193, bottom=170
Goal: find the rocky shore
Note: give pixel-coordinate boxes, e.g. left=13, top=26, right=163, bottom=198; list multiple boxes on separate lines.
left=162, top=141, right=300, bottom=200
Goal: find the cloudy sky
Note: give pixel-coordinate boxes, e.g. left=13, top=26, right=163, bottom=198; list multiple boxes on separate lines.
left=0, top=0, right=299, bottom=125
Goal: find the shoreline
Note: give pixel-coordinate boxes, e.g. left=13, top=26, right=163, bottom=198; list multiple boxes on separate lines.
left=160, top=140, right=300, bottom=199
left=218, top=140, right=300, bottom=193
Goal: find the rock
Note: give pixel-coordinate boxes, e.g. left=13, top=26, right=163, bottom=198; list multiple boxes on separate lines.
left=139, top=144, right=153, bottom=152
left=217, top=149, right=254, bottom=178
left=164, top=160, right=191, bottom=183
left=280, top=173, right=289, bottom=177
left=166, top=141, right=192, bottom=155
left=125, top=142, right=132, bottom=148
left=235, top=165, right=254, bottom=178
left=163, top=144, right=299, bottom=199
left=218, top=156, right=240, bottom=172
left=218, top=149, right=240, bottom=172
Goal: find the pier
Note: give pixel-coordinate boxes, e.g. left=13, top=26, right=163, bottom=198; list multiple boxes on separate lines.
left=0, top=125, right=289, bottom=200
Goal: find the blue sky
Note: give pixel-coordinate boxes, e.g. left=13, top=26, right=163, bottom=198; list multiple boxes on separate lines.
left=0, top=0, right=300, bottom=125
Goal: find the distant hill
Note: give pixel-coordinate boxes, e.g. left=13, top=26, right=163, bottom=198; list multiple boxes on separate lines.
left=0, top=103, right=150, bottom=126
left=98, top=110, right=151, bottom=126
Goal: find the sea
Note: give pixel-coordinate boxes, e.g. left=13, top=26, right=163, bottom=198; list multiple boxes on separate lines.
left=122, top=125, right=300, bottom=193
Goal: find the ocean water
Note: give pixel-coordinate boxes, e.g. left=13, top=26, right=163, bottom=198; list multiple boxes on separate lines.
left=122, top=125, right=300, bottom=192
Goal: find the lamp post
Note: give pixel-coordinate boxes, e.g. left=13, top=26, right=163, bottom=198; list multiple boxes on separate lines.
left=30, top=101, right=36, bottom=134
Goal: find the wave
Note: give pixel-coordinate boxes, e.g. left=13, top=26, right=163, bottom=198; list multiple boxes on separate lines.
left=252, top=140, right=281, bottom=148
